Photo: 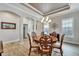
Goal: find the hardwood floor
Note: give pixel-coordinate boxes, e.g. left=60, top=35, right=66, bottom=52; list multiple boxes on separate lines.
left=63, top=43, right=79, bottom=56
left=53, top=43, right=79, bottom=56
left=2, top=39, right=79, bottom=56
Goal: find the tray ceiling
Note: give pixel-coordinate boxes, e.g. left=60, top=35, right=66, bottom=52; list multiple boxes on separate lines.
left=28, top=3, right=70, bottom=16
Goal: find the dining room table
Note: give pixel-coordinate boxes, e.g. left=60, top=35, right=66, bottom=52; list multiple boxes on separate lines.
left=33, top=34, right=58, bottom=44
left=31, top=34, right=58, bottom=55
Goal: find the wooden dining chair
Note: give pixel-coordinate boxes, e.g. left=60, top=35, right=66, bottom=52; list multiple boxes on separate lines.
left=51, top=32, right=57, bottom=37
left=53, top=34, right=65, bottom=56
left=31, top=32, right=37, bottom=42
left=39, top=35, right=53, bottom=56
left=27, top=33, right=39, bottom=56
left=41, top=31, right=44, bottom=36
left=57, top=34, right=60, bottom=41
left=0, top=41, right=3, bottom=56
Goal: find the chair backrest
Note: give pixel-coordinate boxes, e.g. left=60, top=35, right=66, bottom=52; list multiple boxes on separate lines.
left=31, top=32, right=37, bottom=37
left=57, top=34, right=60, bottom=41
left=39, top=35, right=52, bottom=51
left=31, top=32, right=37, bottom=41
left=41, top=31, right=44, bottom=36
left=27, top=33, right=32, bottom=47
left=51, top=32, right=57, bottom=37
left=0, top=41, right=3, bottom=53
left=60, top=34, right=65, bottom=48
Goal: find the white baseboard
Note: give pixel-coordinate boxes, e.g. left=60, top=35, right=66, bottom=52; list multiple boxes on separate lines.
left=64, top=41, right=79, bottom=45
left=3, top=39, right=20, bottom=44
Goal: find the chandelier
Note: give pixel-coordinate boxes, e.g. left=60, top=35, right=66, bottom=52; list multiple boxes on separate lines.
left=41, top=16, right=51, bottom=23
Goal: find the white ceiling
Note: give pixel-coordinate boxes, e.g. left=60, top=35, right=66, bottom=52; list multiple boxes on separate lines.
left=26, top=3, right=79, bottom=21
left=48, top=3, right=79, bottom=17
left=0, top=3, right=79, bottom=21
left=28, top=3, right=70, bottom=16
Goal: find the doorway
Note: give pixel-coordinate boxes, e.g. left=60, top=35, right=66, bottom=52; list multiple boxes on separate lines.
left=23, top=24, right=28, bottom=39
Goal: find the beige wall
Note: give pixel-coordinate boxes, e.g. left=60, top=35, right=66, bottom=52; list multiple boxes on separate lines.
left=0, top=4, right=43, bottom=42
left=23, top=17, right=43, bottom=35
left=49, top=17, right=61, bottom=33
left=0, top=11, right=43, bottom=42
left=0, top=11, right=21, bottom=42
left=36, top=21, right=43, bottom=35
left=1, top=10, right=79, bottom=44
left=49, top=11, right=79, bottom=44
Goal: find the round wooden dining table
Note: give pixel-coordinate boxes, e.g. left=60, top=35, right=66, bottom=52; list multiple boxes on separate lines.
left=32, top=35, right=58, bottom=55
left=34, top=35, right=58, bottom=44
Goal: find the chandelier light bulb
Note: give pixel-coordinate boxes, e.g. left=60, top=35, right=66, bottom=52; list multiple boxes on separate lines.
left=48, top=19, right=51, bottom=23
left=46, top=16, right=49, bottom=21
left=41, top=17, right=44, bottom=23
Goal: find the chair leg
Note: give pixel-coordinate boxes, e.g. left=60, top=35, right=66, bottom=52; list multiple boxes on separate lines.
left=41, top=54, right=43, bottom=56
left=49, top=53, right=51, bottom=56
left=40, top=51, right=43, bottom=56
left=28, top=48, right=31, bottom=56
left=60, top=48, right=63, bottom=56
left=41, top=52, right=43, bottom=56
left=37, top=47, right=40, bottom=54
left=0, top=53, right=2, bottom=56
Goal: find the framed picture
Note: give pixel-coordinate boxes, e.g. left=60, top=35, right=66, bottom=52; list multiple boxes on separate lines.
left=1, top=22, right=16, bottom=29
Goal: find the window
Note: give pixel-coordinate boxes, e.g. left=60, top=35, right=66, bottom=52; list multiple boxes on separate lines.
left=44, top=23, right=49, bottom=35
left=62, top=18, right=73, bottom=38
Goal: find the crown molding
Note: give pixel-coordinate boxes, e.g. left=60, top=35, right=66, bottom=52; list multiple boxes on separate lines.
left=3, top=3, right=43, bottom=20
left=23, top=3, right=70, bottom=16
left=43, top=5, right=70, bottom=16
left=22, top=3, right=43, bottom=16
